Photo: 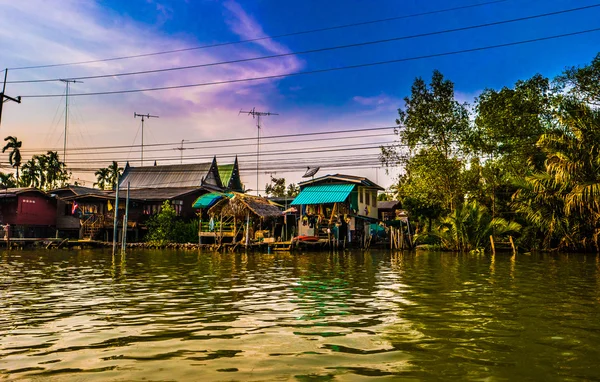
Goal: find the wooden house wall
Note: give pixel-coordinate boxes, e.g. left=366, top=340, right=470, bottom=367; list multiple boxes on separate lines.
left=0, top=193, right=56, bottom=226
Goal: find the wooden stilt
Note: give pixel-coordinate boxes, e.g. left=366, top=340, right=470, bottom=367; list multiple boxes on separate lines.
left=509, top=236, right=516, bottom=256
left=490, top=235, right=496, bottom=256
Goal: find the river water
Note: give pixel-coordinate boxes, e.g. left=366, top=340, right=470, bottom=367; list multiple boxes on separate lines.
left=1, top=249, right=599, bottom=381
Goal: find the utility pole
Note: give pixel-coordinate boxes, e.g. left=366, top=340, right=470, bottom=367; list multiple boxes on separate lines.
left=134, top=112, right=159, bottom=166
left=239, top=107, right=278, bottom=196
left=174, top=139, right=189, bottom=164
left=0, top=69, right=22, bottom=129
left=59, top=79, right=83, bottom=165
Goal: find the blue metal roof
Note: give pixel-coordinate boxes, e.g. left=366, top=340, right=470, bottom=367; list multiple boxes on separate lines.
left=290, top=184, right=355, bottom=205
left=192, top=192, right=231, bottom=209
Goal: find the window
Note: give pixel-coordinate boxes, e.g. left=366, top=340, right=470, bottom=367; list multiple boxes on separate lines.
left=365, top=191, right=370, bottom=206
left=372, top=192, right=377, bottom=207
left=359, top=188, right=363, bottom=203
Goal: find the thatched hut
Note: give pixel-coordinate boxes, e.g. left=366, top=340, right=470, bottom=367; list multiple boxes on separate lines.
left=207, top=192, right=283, bottom=244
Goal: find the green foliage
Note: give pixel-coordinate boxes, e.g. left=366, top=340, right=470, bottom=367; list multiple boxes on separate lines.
left=146, top=201, right=199, bottom=244
left=418, top=201, right=521, bottom=253
left=0, top=172, right=17, bottom=188
left=555, top=52, right=600, bottom=105
left=2, top=136, right=22, bottom=182
left=265, top=176, right=299, bottom=197
left=19, top=151, right=70, bottom=190
left=512, top=99, right=600, bottom=250
left=396, top=70, right=470, bottom=158
left=145, top=201, right=177, bottom=245
left=95, top=161, right=123, bottom=190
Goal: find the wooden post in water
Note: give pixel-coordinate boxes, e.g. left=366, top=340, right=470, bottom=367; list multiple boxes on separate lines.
left=112, top=181, right=120, bottom=256
left=509, top=236, right=516, bottom=256
left=245, top=212, right=250, bottom=249
left=198, top=209, right=202, bottom=246
left=121, top=182, right=130, bottom=254
left=490, top=235, right=496, bottom=256
left=390, top=227, right=393, bottom=250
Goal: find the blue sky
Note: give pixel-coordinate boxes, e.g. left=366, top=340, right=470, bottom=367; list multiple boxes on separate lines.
left=0, top=0, right=599, bottom=189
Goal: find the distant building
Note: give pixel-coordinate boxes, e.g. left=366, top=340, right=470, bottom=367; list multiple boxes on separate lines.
left=291, top=174, right=383, bottom=245
left=0, top=188, right=57, bottom=238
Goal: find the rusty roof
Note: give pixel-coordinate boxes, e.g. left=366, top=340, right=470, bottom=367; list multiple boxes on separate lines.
left=108, top=187, right=202, bottom=201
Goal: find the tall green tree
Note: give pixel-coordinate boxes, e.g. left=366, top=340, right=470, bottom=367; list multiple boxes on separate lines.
left=265, top=176, right=299, bottom=198
left=2, top=136, right=22, bottom=182
left=555, top=52, right=600, bottom=105
left=396, top=70, right=470, bottom=158
left=383, top=70, right=470, bottom=216
left=512, top=99, right=600, bottom=250
left=19, top=151, right=69, bottom=190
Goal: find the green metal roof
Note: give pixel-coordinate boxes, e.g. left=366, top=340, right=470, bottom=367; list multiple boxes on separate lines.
left=291, top=184, right=355, bottom=205
left=192, top=192, right=231, bottom=209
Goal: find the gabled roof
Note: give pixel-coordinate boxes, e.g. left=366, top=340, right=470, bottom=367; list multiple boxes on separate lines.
left=218, top=156, right=244, bottom=192
left=0, top=187, right=49, bottom=198
left=378, top=200, right=401, bottom=210
left=298, top=173, right=384, bottom=190
left=118, top=157, right=222, bottom=190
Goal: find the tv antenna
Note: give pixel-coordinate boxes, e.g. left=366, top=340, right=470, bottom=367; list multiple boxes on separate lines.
left=134, top=112, right=159, bottom=166
left=174, top=139, right=189, bottom=164
left=59, top=79, right=83, bottom=165
left=239, top=107, right=278, bottom=195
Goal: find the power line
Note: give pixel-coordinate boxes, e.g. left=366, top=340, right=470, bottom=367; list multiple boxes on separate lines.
left=8, top=3, right=598, bottom=84
left=21, top=126, right=396, bottom=153
left=6, top=0, right=508, bottom=71
left=18, top=27, right=600, bottom=98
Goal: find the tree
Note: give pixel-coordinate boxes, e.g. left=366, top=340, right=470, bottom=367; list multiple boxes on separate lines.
left=95, top=161, right=123, bottom=190
left=286, top=183, right=299, bottom=198
left=94, top=168, right=110, bottom=190
left=555, top=52, right=600, bottom=105
left=107, top=161, right=123, bottom=190
left=425, top=200, right=521, bottom=253
left=396, top=70, right=470, bottom=158
left=512, top=99, right=600, bottom=250
left=2, top=136, right=22, bottom=182
left=265, top=176, right=287, bottom=197
left=146, top=200, right=176, bottom=245
left=18, top=151, right=69, bottom=190
left=473, top=74, right=554, bottom=175
left=0, top=172, right=17, bottom=188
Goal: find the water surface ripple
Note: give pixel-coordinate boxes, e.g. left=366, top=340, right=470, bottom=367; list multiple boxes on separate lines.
left=1, top=250, right=599, bottom=381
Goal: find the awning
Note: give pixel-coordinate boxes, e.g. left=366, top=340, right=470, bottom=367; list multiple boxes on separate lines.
left=291, top=184, right=355, bottom=205
left=192, top=192, right=231, bottom=209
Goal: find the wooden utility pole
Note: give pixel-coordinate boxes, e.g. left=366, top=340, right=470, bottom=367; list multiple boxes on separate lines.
left=0, top=69, right=22, bottom=129
left=59, top=79, right=83, bottom=165
left=134, top=112, right=159, bottom=166
left=239, top=108, right=278, bottom=196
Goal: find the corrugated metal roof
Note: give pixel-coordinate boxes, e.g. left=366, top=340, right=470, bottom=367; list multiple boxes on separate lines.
left=291, top=184, right=355, bottom=205
left=192, top=192, right=232, bottom=209
left=108, top=187, right=200, bottom=201
left=119, top=163, right=212, bottom=189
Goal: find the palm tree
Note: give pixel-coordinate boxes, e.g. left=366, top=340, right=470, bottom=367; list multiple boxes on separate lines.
left=424, top=200, right=521, bottom=252
left=0, top=172, right=17, bottom=188
left=106, top=161, right=123, bottom=190
left=2, top=136, right=22, bottom=182
left=513, top=100, right=600, bottom=250
left=20, top=158, right=39, bottom=188
left=94, top=168, right=110, bottom=190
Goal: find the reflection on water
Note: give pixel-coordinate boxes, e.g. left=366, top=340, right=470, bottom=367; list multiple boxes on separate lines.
left=1, top=249, right=600, bottom=381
